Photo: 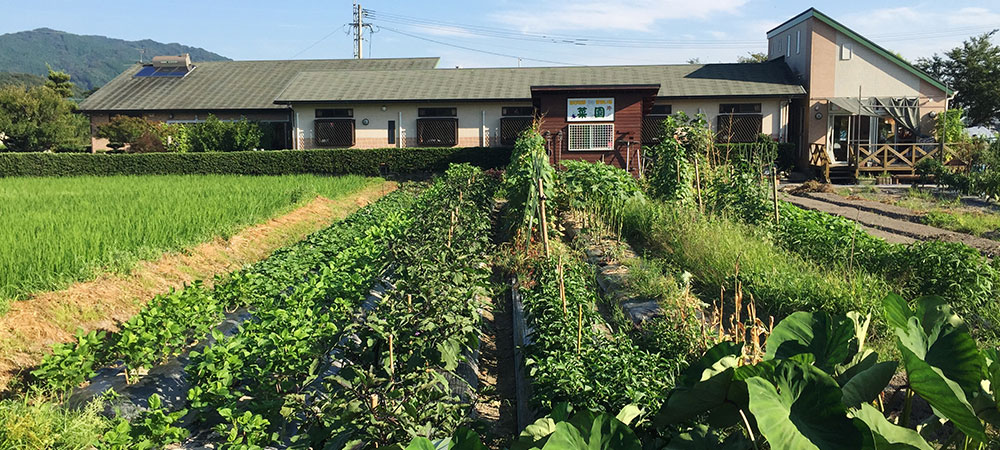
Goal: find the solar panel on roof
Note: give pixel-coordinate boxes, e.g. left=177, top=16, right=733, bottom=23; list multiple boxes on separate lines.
left=133, top=66, right=157, bottom=77
left=133, top=65, right=193, bottom=78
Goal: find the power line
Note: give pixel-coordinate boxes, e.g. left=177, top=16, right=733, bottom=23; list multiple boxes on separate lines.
left=379, top=26, right=583, bottom=66
left=366, top=8, right=998, bottom=49
left=290, top=25, right=350, bottom=59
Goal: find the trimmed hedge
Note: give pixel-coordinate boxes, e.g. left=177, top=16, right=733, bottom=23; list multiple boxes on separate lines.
left=0, top=147, right=511, bottom=177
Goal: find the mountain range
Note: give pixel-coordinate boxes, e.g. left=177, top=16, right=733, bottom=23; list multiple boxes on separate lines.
left=0, top=28, right=229, bottom=91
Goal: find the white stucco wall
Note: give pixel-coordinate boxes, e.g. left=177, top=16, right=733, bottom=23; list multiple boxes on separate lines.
left=662, top=98, right=786, bottom=140
left=292, top=102, right=531, bottom=148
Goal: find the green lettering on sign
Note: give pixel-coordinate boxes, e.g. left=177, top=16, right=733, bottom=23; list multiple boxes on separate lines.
left=577, top=107, right=587, bottom=118
left=594, top=107, right=605, bottom=118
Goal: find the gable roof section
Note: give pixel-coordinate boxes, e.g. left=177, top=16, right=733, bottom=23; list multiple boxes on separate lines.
left=78, top=57, right=440, bottom=112
left=767, top=8, right=952, bottom=94
left=274, top=60, right=805, bottom=103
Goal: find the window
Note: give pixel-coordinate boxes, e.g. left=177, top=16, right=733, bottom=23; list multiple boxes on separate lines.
left=316, top=108, right=353, bottom=118
left=642, top=104, right=673, bottom=145
left=720, top=103, right=761, bottom=114
left=568, top=123, right=614, bottom=151
left=717, top=103, right=762, bottom=143
left=786, top=35, right=791, bottom=57
left=314, top=119, right=355, bottom=147
left=388, top=120, right=396, bottom=145
left=418, top=107, right=457, bottom=117
left=840, top=43, right=852, bottom=60
left=502, top=106, right=534, bottom=117
left=796, top=30, right=800, bottom=54
left=500, top=106, right=533, bottom=146
left=416, top=118, right=458, bottom=146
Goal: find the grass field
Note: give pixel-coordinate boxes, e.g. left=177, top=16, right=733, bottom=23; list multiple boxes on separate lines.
left=0, top=174, right=380, bottom=305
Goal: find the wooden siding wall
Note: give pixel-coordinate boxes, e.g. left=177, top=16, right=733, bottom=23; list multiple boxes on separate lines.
left=535, top=90, right=651, bottom=176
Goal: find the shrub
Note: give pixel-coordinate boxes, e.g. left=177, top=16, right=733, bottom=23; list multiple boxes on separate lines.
left=0, top=85, right=88, bottom=152
left=0, top=146, right=511, bottom=178
left=644, top=112, right=710, bottom=202
left=187, top=115, right=263, bottom=152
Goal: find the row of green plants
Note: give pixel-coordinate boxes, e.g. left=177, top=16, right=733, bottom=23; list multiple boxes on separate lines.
left=32, top=189, right=420, bottom=394
left=183, top=185, right=418, bottom=448
left=96, top=114, right=269, bottom=153
left=404, top=292, right=1000, bottom=449
left=776, top=202, right=1000, bottom=340
left=517, top=254, right=680, bottom=415
left=0, top=146, right=511, bottom=177
left=304, top=164, right=499, bottom=447
left=502, top=128, right=688, bottom=420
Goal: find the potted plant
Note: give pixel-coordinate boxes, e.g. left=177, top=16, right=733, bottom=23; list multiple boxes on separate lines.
left=876, top=171, right=892, bottom=185
left=857, top=173, right=876, bottom=186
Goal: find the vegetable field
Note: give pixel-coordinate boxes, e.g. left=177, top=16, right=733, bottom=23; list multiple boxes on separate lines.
left=0, top=174, right=379, bottom=302
left=1, top=121, right=999, bottom=449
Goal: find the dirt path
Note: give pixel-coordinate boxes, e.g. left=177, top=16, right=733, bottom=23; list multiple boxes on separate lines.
left=0, top=180, right=396, bottom=391
left=781, top=191, right=1000, bottom=256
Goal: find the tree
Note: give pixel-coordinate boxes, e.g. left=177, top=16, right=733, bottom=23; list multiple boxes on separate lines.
left=916, top=30, right=1000, bottom=128
left=0, top=85, right=87, bottom=152
left=44, top=67, right=75, bottom=98
left=737, top=52, right=768, bottom=63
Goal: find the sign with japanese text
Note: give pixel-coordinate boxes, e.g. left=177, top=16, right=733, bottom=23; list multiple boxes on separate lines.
left=567, top=98, right=614, bottom=122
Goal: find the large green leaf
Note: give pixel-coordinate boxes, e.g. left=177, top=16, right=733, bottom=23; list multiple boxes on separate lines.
left=449, top=427, right=488, bottom=450
left=882, top=295, right=988, bottom=442
left=764, top=311, right=857, bottom=373
left=850, top=403, right=933, bottom=450
left=746, top=361, right=862, bottom=450
left=840, top=360, right=897, bottom=408
left=655, top=342, right=742, bottom=427
left=512, top=409, right=642, bottom=450
left=664, top=424, right=752, bottom=450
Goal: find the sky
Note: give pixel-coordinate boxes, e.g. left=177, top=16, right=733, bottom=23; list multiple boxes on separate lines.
left=1, top=0, right=999, bottom=68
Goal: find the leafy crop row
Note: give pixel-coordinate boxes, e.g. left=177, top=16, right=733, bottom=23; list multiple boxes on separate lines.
left=33, top=190, right=419, bottom=393
left=185, top=189, right=417, bottom=447
left=308, top=164, right=499, bottom=447
left=776, top=201, right=1000, bottom=339
left=518, top=255, right=680, bottom=417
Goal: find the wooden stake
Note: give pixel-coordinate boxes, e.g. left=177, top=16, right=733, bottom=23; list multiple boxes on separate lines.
left=771, top=165, right=780, bottom=225
left=407, top=294, right=412, bottom=312
left=448, top=207, right=457, bottom=248
left=388, top=334, right=395, bottom=378
left=537, top=177, right=550, bottom=257
left=558, top=255, right=566, bottom=315
left=694, top=156, right=704, bottom=214
left=577, top=303, right=583, bottom=354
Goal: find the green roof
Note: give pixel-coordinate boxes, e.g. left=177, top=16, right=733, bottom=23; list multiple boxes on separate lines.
left=274, top=60, right=805, bottom=103
left=78, top=57, right=440, bottom=112
left=767, top=8, right=952, bottom=94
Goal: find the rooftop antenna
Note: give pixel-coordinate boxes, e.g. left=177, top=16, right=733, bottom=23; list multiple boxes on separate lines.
left=137, top=48, right=145, bottom=63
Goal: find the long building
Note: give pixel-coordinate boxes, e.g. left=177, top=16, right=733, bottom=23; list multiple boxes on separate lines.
left=78, top=8, right=951, bottom=177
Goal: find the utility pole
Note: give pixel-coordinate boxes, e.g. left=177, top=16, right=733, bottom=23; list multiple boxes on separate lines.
left=352, top=3, right=372, bottom=59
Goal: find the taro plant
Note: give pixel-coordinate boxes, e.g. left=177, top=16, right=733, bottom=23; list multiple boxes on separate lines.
left=654, top=293, right=1000, bottom=449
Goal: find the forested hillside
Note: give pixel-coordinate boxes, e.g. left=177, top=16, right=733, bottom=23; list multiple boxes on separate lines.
left=0, top=28, right=228, bottom=90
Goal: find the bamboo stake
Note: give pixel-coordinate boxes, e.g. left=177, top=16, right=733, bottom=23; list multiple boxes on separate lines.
left=388, top=334, right=395, bottom=379
left=537, top=177, right=550, bottom=257
left=407, top=294, right=412, bottom=312
left=694, top=156, right=704, bottom=214
left=771, top=165, right=780, bottom=225
left=577, top=303, right=583, bottom=354
left=558, top=255, right=567, bottom=315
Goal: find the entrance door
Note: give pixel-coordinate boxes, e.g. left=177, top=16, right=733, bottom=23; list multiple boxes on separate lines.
left=832, top=115, right=850, bottom=163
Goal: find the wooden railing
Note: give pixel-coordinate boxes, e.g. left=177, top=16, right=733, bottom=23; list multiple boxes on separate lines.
left=809, top=143, right=831, bottom=182
left=854, top=143, right=941, bottom=174
left=808, top=142, right=969, bottom=179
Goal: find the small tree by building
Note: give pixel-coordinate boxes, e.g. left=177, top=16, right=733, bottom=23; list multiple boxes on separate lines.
left=0, top=85, right=87, bottom=152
